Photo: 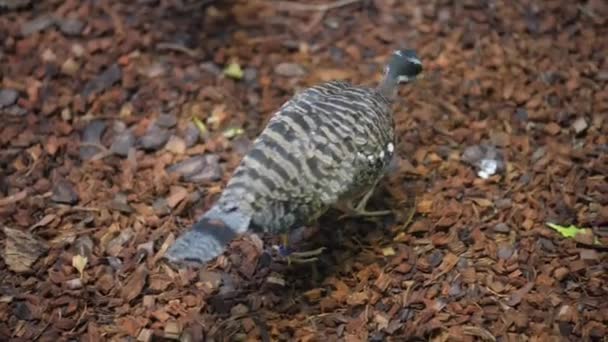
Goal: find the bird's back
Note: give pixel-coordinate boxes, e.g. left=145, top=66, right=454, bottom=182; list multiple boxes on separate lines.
left=216, top=81, right=395, bottom=234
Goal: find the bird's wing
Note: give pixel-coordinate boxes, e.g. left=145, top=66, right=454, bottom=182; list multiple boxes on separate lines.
left=230, top=82, right=390, bottom=207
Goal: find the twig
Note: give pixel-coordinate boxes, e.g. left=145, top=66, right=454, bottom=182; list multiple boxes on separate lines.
left=156, top=43, right=200, bottom=58
left=101, top=3, right=125, bottom=38
left=78, top=142, right=111, bottom=160
left=275, top=0, right=363, bottom=12
left=577, top=4, right=601, bottom=22
left=399, top=195, right=417, bottom=232
left=462, top=325, right=497, bottom=342
left=0, top=189, right=28, bottom=206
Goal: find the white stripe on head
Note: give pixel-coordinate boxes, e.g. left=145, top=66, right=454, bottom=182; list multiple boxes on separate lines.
left=397, top=75, right=411, bottom=83
left=407, top=56, right=422, bottom=65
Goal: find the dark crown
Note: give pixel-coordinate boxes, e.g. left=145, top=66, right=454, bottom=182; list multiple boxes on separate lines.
left=387, top=49, right=423, bottom=82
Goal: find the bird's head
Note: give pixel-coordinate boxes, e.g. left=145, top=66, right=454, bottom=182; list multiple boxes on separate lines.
left=385, top=49, right=423, bottom=84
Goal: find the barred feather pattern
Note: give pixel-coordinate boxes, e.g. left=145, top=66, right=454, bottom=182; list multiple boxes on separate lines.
left=215, top=80, right=396, bottom=234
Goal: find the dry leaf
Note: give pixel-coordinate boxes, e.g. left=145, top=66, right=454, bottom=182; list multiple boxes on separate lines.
left=166, top=186, right=188, bottom=208
left=2, top=226, right=49, bottom=272
left=72, top=254, right=88, bottom=278
left=121, top=264, right=148, bottom=302
left=381, top=246, right=396, bottom=256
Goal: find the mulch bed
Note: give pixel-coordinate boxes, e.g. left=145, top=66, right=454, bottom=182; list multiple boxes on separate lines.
left=1, top=0, right=607, bottom=341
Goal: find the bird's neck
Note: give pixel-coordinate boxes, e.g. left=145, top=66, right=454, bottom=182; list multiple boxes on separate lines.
left=377, top=66, right=402, bottom=100
left=377, top=75, right=399, bottom=100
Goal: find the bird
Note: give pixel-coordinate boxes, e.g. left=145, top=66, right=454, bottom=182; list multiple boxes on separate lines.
left=165, top=49, right=423, bottom=265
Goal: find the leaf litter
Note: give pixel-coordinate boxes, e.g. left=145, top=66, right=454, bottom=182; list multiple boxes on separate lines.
left=0, top=0, right=607, bottom=341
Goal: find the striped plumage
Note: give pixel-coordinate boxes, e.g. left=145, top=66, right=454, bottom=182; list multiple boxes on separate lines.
left=166, top=49, right=423, bottom=265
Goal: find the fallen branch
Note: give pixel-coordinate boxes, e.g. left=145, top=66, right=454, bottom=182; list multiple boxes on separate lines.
left=0, top=189, right=28, bottom=206
left=156, top=42, right=200, bottom=58
left=275, top=0, right=363, bottom=12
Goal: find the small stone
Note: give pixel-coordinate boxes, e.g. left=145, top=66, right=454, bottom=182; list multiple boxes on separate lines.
left=0, top=89, right=19, bottom=108
left=497, top=243, right=514, bottom=260
left=495, top=199, right=512, bottom=209
left=597, top=71, right=608, bottom=81
left=83, top=64, right=122, bottom=98
left=461, top=144, right=505, bottom=179
left=142, top=295, right=155, bottom=308
left=165, top=135, right=186, bottom=154
left=137, top=328, right=153, bottom=342
left=183, top=122, right=200, bottom=147
left=41, top=48, right=57, bottom=62
left=553, top=267, right=569, bottom=281
left=21, top=15, right=55, bottom=36
left=107, top=193, right=133, bottom=213
left=13, top=301, right=32, bottom=320
left=199, top=270, right=223, bottom=289
left=71, top=43, right=85, bottom=57
left=579, top=249, right=599, bottom=260
left=571, top=117, right=588, bottom=134
left=230, top=303, right=249, bottom=316
left=515, top=107, right=528, bottom=121
left=110, top=129, right=135, bottom=157
left=164, top=321, right=182, bottom=340
left=232, top=137, right=252, bottom=156
left=200, top=62, right=222, bottom=76
left=544, top=122, right=561, bottom=135
left=61, top=58, right=80, bottom=76
left=5, top=105, right=27, bottom=116
left=51, top=179, right=79, bottom=204
left=65, top=278, right=83, bottom=289
left=478, top=159, right=498, bottom=179
left=324, top=17, right=340, bottom=29
left=155, top=113, right=177, bottom=128
left=137, top=241, right=154, bottom=255
left=58, top=18, right=84, bottom=36
left=0, top=0, right=31, bottom=10
left=152, top=198, right=170, bottom=216
left=166, top=155, right=222, bottom=182
left=461, top=145, right=483, bottom=165
left=243, top=68, right=258, bottom=84
left=143, top=62, right=166, bottom=78
left=493, top=223, right=510, bottom=233
left=61, top=108, right=72, bottom=121
left=73, top=235, right=94, bottom=258
left=489, top=131, right=510, bottom=147
left=531, top=147, right=546, bottom=162
left=79, top=120, right=107, bottom=161
left=428, top=250, right=444, bottom=267
left=274, top=62, right=307, bottom=77
left=139, top=124, right=170, bottom=151
left=106, top=228, right=134, bottom=257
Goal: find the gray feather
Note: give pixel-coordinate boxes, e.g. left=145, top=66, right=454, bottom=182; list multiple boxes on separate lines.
left=165, top=50, right=422, bottom=265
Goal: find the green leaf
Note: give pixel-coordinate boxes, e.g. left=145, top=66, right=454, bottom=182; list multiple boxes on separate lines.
left=546, top=222, right=600, bottom=244
left=223, top=62, right=243, bottom=79
left=192, top=116, right=207, bottom=136
left=222, top=127, right=244, bottom=139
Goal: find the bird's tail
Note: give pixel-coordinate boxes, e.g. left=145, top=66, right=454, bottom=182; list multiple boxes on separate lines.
left=165, top=205, right=251, bottom=265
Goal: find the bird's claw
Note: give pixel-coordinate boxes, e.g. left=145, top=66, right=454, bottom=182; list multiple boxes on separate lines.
left=273, top=246, right=326, bottom=265
left=338, top=209, right=392, bottom=220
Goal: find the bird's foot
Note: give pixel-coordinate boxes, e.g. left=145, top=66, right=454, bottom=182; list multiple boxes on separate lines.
left=274, top=245, right=326, bottom=265
left=338, top=207, right=392, bottom=220
left=336, top=184, right=392, bottom=219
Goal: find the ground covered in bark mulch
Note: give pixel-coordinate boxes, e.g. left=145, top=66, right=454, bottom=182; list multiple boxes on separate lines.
left=1, top=0, right=607, bottom=341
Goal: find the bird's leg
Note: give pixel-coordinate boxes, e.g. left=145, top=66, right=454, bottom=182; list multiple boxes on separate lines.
left=339, top=183, right=392, bottom=219
left=276, top=232, right=326, bottom=264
